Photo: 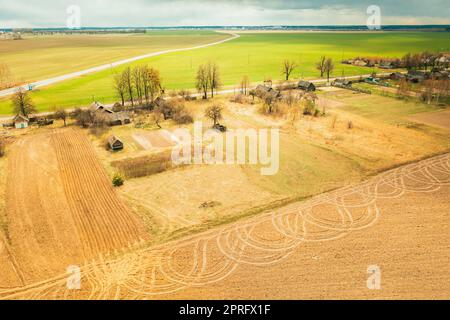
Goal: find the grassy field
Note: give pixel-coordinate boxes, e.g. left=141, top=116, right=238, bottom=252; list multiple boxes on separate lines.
left=0, top=30, right=228, bottom=84
left=1, top=32, right=450, bottom=115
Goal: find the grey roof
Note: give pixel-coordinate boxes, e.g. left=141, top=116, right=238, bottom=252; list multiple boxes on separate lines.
left=108, top=136, right=123, bottom=147
left=13, top=114, right=29, bottom=123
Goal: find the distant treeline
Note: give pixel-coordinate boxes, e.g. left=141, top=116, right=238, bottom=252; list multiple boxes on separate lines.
left=1, top=25, right=449, bottom=33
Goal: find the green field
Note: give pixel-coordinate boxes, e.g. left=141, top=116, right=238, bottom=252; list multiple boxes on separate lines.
left=1, top=31, right=450, bottom=115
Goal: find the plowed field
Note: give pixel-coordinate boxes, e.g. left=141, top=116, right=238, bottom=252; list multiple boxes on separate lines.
left=0, top=128, right=147, bottom=285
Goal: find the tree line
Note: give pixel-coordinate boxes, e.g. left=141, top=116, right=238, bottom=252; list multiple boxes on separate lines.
left=114, top=65, right=163, bottom=108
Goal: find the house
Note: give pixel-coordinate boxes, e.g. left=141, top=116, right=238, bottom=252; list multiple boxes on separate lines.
left=253, top=84, right=281, bottom=100
left=332, top=79, right=353, bottom=87
left=109, top=112, right=131, bottom=126
left=108, top=136, right=124, bottom=151
left=92, top=102, right=131, bottom=126
left=379, top=61, right=395, bottom=69
left=298, top=80, right=316, bottom=91
left=13, top=114, right=29, bottom=129
left=353, top=59, right=368, bottom=67
left=91, top=101, right=114, bottom=114
left=390, top=72, right=406, bottom=80
left=406, top=70, right=427, bottom=83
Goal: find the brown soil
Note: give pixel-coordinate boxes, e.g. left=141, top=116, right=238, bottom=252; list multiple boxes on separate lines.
left=1, top=153, right=448, bottom=299
left=0, top=128, right=147, bottom=285
left=409, top=109, right=450, bottom=130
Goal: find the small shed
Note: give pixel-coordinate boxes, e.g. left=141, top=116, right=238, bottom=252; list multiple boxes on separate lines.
left=14, top=114, right=29, bottom=129
left=298, top=80, right=316, bottom=92
left=108, top=136, right=124, bottom=151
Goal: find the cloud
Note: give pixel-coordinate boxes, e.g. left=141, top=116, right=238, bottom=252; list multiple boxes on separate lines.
left=0, top=0, right=449, bottom=28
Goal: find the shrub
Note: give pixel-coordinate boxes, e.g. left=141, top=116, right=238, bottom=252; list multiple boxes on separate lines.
left=173, top=105, right=194, bottom=124
left=0, top=139, right=5, bottom=158
left=112, top=173, right=124, bottom=187
left=111, top=151, right=173, bottom=179
left=230, top=94, right=245, bottom=104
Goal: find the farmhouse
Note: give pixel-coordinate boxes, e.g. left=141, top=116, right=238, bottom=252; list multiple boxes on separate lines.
left=406, top=70, right=427, bottom=83
left=379, top=61, right=396, bottom=69
left=108, top=136, right=124, bottom=151
left=390, top=72, right=406, bottom=80
left=253, top=84, right=281, bottom=100
left=13, top=114, right=29, bottom=129
left=92, top=102, right=114, bottom=114
left=92, top=102, right=131, bottom=126
left=109, top=112, right=131, bottom=126
left=298, top=81, right=316, bottom=91
left=332, top=79, right=353, bottom=87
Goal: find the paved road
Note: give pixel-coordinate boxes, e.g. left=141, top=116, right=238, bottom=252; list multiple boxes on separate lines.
left=0, top=32, right=240, bottom=98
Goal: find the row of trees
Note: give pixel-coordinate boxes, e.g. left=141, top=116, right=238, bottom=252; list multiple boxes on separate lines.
left=280, top=57, right=336, bottom=82
left=402, top=51, right=447, bottom=71
left=316, top=56, right=335, bottom=81
left=196, top=61, right=221, bottom=99
left=114, top=65, right=162, bottom=108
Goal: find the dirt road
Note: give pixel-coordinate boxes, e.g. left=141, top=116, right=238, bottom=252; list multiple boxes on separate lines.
left=0, top=128, right=147, bottom=285
left=0, top=153, right=448, bottom=299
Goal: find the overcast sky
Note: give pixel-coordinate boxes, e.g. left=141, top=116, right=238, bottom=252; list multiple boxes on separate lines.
left=1, top=0, right=449, bottom=28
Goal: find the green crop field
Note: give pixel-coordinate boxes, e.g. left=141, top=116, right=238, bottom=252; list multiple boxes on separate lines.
left=1, top=31, right=450, bottom=115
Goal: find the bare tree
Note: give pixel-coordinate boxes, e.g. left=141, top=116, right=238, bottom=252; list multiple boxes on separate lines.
left=282, top=60, right=297, bottom=81
left=133, top=66, right=144, bottom=105
left=196, top=64, right=210, bottom=99
left=397, top=78, right=412, bottom=99
left=207, top=62, right=221, bottom=98
left=114, top=73, right=127, bottom=106
left=422, top=80, right=435, bottom=104
left=12, top=89, right=36, bottom=117
left=122, top=67, right=135, bottom=107
left=0, top=136, right=5, bottom=158
left=324, top=58, right=335, bottom=83
left=316, top=56, right=326, bottom=78
left=240, top=75, right=250, bottom=95
left=205, top=104, right=223, bottom=126
left=53, top=106, right=68, bottom=126
left=143, top=66, right=162, bottom=105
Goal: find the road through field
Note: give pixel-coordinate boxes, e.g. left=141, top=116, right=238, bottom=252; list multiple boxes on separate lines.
left=0, top=153, right=449, bottom=299
left=0, top=33, right=239, bottom=98
left=1, top=128, right=148, bottom=285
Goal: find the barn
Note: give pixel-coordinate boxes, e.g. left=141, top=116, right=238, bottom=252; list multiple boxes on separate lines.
left=14, top=114, right=29, bottom=129
left=298, top=80, right=316, bottom=92
left=108, top=136, right=124, bottom=151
